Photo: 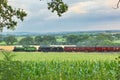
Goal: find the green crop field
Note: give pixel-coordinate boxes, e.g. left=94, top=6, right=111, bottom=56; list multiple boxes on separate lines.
left=0, top=52, right=119, bottom=61
left=0, top=52, right=119, bottom=80
left=113, top=40, right=120, bottom=43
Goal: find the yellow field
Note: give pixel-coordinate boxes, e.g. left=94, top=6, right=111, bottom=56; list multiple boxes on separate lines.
left=0, top=46, right=14, bottom=51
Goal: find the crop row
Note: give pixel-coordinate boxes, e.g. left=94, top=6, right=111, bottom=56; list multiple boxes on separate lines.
left=0, top=60, right=119, bottom=80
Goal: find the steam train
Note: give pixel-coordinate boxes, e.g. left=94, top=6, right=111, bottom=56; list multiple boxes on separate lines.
left=13, top=45, right=120, bottom=52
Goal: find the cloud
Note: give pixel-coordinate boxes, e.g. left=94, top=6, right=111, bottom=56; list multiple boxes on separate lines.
left=45, top=0, right=120, bottom=20
left=4, top=0, right=120, bottom=33
left=43, top=1, right=92, bottom=20
left=85, top=22, right=120, bottom=31
left=105, top=0, right=118, bottom=7
left=68, top=2, right=88, bottom=14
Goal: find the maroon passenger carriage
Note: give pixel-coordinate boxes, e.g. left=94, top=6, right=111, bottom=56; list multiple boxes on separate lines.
left=95, top=47, right=120, bottom=52
left=64, top=46, right=120, bottom=52
left=64, top=47, right=95, bottom=52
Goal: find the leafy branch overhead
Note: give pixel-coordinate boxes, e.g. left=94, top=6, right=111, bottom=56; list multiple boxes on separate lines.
left=116, top=0, right=120, bottom=8
left=47, top=0, right=68, bottom=16
left=0, top=0, right=27, bottom=31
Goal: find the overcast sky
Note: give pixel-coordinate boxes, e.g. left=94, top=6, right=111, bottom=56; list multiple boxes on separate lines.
left=4, top=0, right=120, bottom=33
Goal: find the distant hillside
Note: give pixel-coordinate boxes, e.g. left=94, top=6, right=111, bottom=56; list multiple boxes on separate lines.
left=0, top=30, right=120, bottom=36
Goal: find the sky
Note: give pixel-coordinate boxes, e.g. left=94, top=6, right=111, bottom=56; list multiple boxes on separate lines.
left=4, top=0, right=120, bottom=33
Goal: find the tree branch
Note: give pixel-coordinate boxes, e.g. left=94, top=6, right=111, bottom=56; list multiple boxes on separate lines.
left=117, top=0, right=120, bottom=8
left=114, top=0, right=120, bottom=9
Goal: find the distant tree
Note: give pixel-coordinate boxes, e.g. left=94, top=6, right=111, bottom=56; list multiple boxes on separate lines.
left=35, top=35, right=57, bottom=45
left=78, top=34, right=89, bottom=41
left=76, top=33, right=114, bottom=47
left=113, top=33, right=120, bottom=40
left=19, top=36, right=34, bottom=46
left=100, top=40, right=113, bottom=46
left=0, top=34, right=4, bottom=42
left=34, top=35, right=43, bottom=45
left=56, top=36, right=66, bottom=45
left=42, top=35, right=56, bottom=45
left=4, top=35, right=17, bottom=45
left=96, top=33, right=113, bottom=40
left=76, top=34, right=90, bottom=46
left=66, top=35, right=79, bottom=44
left=82, top=36, right=96, bottom=47
left=88, top=33, right=113, bottom=47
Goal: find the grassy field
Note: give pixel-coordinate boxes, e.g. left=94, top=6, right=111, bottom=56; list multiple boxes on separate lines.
left=0, top=52, right=119, bottom=61
left=113, top=40, right=120, bottom=43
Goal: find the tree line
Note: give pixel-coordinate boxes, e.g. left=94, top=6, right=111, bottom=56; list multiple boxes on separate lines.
left=0, top=33, right=120, bottom=47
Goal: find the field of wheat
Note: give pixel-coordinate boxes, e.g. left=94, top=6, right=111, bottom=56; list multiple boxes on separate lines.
left=0, top=46, right=14, bottom=51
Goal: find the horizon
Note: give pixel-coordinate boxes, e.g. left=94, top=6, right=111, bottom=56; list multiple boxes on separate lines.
left=1, top=29, right=120, bottom=34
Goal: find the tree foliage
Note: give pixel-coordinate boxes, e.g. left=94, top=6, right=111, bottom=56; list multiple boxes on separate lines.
left=4, top=35, right=17, bottom=45
left=41, top=35, right=56, bottom=45
left=35, top=36, right=43, bottom=45
left=0, top=34, right=3, bottom=42
left=47, top=0, right=68, bottom=16
left=19, top=36, right=34, bottom=46
left=66, top=35, right=78, bottom=44
left=0, top=0, right=27, bottom=31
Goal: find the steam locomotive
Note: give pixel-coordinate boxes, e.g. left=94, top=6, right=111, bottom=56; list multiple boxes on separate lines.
left=13, top=45, right=120, bottom=52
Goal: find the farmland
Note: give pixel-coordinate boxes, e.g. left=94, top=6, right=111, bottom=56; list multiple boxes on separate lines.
left=0, top=51, right=120, bottom=80
left=0, top=52, right=119, bottom=61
